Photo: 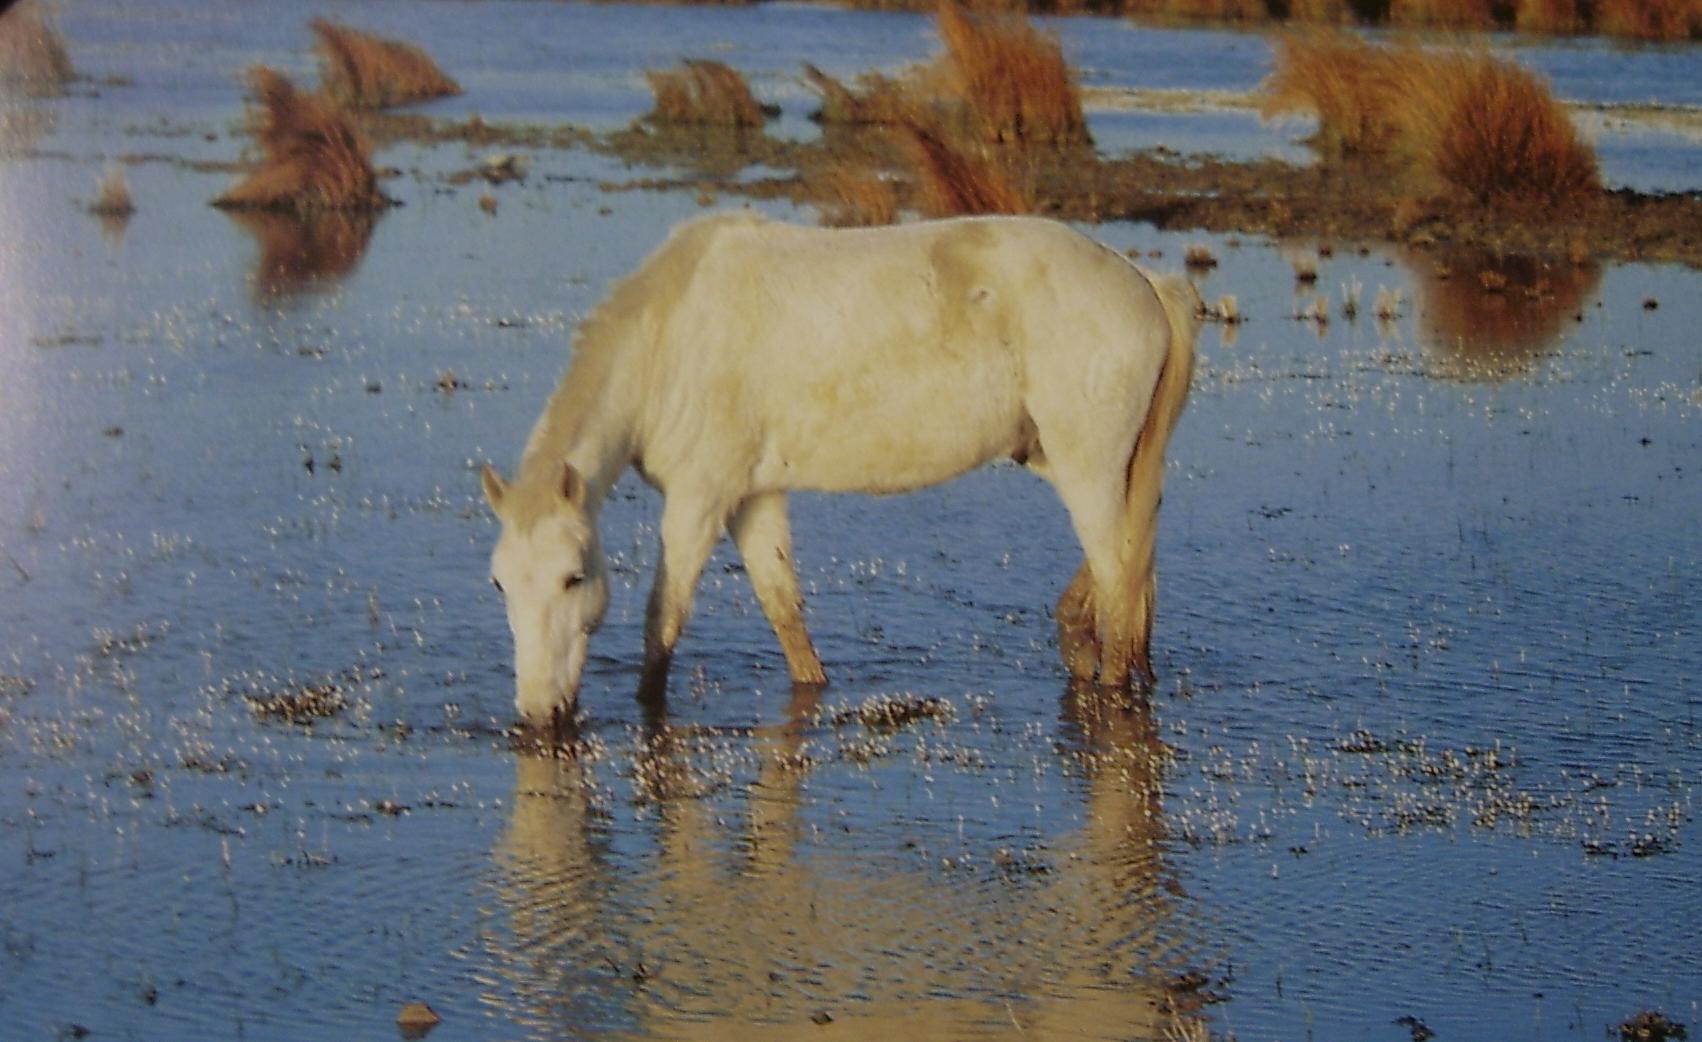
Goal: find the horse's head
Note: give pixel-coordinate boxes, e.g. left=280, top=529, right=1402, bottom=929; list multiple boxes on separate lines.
left=481, top=461, right=609, bottom=729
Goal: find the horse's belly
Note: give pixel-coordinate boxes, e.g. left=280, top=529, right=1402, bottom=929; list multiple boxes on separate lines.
left=752, top=374, right=1025, bottom=495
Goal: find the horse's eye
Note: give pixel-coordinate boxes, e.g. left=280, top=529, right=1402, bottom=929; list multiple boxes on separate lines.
left=563, top=572, right=585, bottom=592
left=490, top=577, right=504, bottom=594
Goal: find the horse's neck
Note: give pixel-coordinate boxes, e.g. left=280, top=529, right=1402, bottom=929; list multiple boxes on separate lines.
left=519, top=348, right=633, bottom=506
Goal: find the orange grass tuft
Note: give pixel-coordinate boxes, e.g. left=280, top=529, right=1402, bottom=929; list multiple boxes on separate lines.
left=644, top=59, right=773, bottom=127
left=1262, top=33, right=1598, bottom=206
left=896, top=115, right=1033, bottom=216
left=935, top=0, right=1089, bottom=147
left=0, top=0, right=73, bottom=97
left=215, top=66, right=386, bottom=213
left=310, top=18, right=461, bottom=110
left=1260, top=32, right=1405, bottom=156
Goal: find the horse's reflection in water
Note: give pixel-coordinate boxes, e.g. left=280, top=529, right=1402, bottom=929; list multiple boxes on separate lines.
left=487, top=687, right=1216, bottom=1040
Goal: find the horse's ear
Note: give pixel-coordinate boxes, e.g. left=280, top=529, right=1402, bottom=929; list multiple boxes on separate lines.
left=481, top=463, right=508, bottom=513
left=559, top=463, right=587, bottom=508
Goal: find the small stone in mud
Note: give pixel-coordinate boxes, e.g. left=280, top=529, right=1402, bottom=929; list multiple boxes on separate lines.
left=396, top=1001, right=442, bottom=1038
left=810, top=1010, right=834, bottom=1025
left=1620, top=1011, right=1687, bottom=1042
left=1395, top=1015, right=1435, bottom=1042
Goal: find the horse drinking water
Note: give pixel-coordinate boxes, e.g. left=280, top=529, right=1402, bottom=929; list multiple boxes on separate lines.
left=482, top=212, right=1198, bottom=731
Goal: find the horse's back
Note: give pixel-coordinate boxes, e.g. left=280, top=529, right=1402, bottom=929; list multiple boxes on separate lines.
left=635, top=214, right=1179, bottom=494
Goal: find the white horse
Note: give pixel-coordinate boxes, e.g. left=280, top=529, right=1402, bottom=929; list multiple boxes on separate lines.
left=482, top=212, right=1198, bottom=730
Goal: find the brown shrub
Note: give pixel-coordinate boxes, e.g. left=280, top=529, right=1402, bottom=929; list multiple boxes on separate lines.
left=896, top=115, right=1033, bottom=216
left=1515, top=0, right=1589, bottom=33
left=817, top=167, right=900, bottom=226
left=1118, top=0, right=1272, bottom=19
left=1592, top=0, right=1702, bottom=40
left=1388, top=0, right=1501, bottom=28
left=1262, top=34, right=1598, bottom=206
left=215, top=66, right=386, bottom=213
left=1285, top=0, right=1356, bottom=22
left=935, top=0, right=1089, bottom=146
left=644, top=59, right=773, bottom=127
left=310, top=18, right=461, bottom=109
left=0, top=0, right=73, bottom=97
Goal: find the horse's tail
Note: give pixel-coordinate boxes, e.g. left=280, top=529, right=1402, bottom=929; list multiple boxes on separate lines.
left=1056, top=268, right=1200, bottom=684
left=1121, top=270, right=1200, bottom=676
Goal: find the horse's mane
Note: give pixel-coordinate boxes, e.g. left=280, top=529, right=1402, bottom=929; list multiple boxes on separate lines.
left=521, top=211, right=767, bottom=477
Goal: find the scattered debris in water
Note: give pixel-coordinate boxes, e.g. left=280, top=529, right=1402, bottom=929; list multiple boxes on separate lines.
left=1620, top=1011, right=1688, bottom=1042
left=831, top=692, right=957, bottom=731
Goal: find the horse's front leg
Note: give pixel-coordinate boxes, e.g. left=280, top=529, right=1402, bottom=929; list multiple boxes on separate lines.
left=641, top=492, right=726, bottom=698
left=731, top=492, right=826, bottom=686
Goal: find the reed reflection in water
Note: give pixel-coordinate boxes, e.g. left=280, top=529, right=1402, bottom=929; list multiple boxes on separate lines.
left=1405, top=248, right=1602, bottom=380
left=225, top=208, right=378, bottom=299
left=484, top=687, right=1216, bottom=1041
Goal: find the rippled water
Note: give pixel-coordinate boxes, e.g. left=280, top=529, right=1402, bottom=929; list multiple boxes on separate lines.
left=2, top=3, right=1699, bottom=1041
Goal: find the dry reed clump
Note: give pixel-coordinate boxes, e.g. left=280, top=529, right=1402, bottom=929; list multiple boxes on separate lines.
left=1261, top=32, right=1404, bottom=156
left=644, top=59, right=774, bottom=128
left=0, top=0, right=73, bottom=97
left=310, top=18, right=461, bottom=109
left=215, top=66, right=387, bottom=213
left=1514, top=0, right=1588, bottom=33
left=802, top=63, right=913, bottom=125
left=89, top=165, right=134, bottom=217
left=1388, top=0, right=1499, bottom=28
left=817, top=167, right=900, bottom=226
left=1414, top=51, right=1599, bottom=205
left=1593, top=0, right=1702, bottom=40
left=1262, top=33, right=1599, bottom=207
left=896, top=115, right=1034, bottom=216
left=935, top=0, right=1090, bottom=147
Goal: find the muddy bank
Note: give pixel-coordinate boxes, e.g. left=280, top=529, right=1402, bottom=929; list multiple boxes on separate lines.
left=337, top=107, right=1702, bottom=269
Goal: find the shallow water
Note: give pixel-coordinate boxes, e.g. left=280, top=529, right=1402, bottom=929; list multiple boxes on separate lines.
left=2, top=4, right=1700, bottom=1041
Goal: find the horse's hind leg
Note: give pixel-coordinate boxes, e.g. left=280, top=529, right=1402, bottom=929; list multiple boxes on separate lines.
left=731, top=492, right=827, bottom=686
left=1047, top=466, right=1144, bottom=690
left=1055, top=562, right=1098, bottom=682
left=641, top=491, right=729, bottom=697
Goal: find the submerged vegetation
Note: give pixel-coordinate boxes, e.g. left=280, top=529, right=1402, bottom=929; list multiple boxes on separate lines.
left=310, top=17, right=462, bottom=110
